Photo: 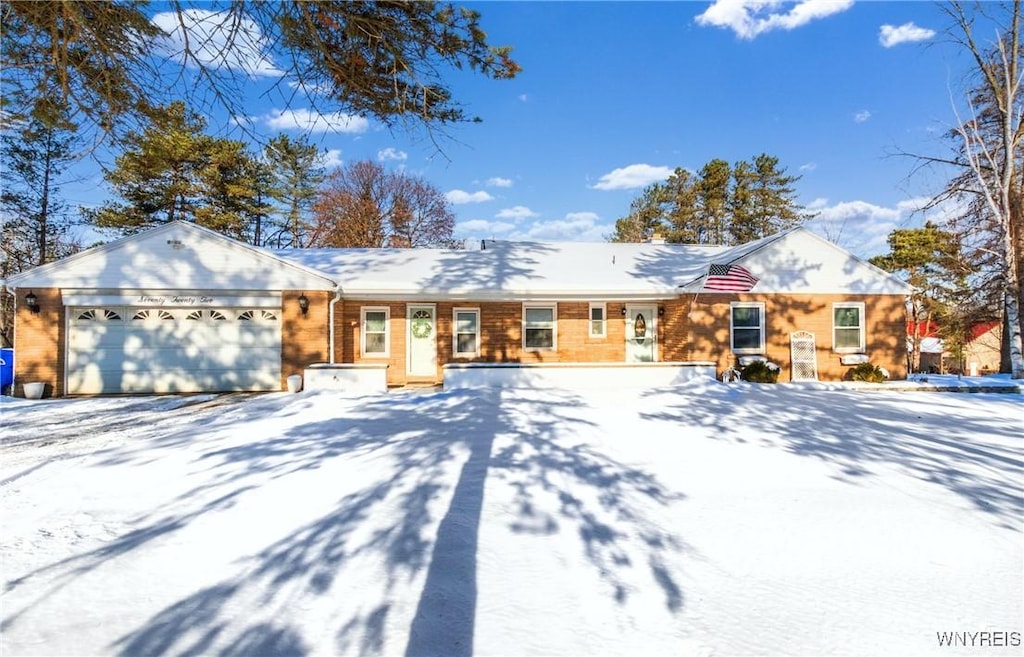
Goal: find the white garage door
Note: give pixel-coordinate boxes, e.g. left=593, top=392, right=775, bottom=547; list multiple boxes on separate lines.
left=67, top=306, right=282, bottom=394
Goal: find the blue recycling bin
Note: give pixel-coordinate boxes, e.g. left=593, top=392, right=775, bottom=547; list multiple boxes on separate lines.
left=0, top=348, right=12, bottom=393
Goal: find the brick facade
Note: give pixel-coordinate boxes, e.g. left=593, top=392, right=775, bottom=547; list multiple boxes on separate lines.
left=684, top=293, right=907, bottom=381
left=12, top=290, right=908, bottom=395
left=333, top=295, right=905, bottom=386
left=13, top=288, right=64, bottom=397
left=281, top=290, right=331, bottom=388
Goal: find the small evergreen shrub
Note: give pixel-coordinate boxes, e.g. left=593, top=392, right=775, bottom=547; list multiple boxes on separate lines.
left=740, top=360, right=780, bottom=383
left=848, top=362, right=888, bottom=383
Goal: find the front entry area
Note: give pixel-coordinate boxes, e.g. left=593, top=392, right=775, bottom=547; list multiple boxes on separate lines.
left=66, top=305, right=282, bottom=394
left=407, top=305, right=437, bottom=376
left=625, top=305, right=657, bottom=363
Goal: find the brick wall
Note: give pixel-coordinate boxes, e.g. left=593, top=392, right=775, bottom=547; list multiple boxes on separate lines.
left=338, top=299, right=676, bottom=385
left=336, top=295, right=908, bottom=385
left=13, top=288, right=64, bottom=397
left=684, top=293, right=907, bottom=381
left=281, top=290, right=330, bottom=388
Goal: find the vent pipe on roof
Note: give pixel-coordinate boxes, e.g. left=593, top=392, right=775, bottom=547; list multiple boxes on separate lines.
left=481, top=239, right=486, bottom=250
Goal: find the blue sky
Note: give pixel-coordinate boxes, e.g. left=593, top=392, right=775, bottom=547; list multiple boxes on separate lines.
left=63, top=1, right=987, bottom=257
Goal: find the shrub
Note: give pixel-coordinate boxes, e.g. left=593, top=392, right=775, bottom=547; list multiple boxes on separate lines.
left=740, top=359, right=780, bottom=383
left=848, top=362, right=888, bottom=383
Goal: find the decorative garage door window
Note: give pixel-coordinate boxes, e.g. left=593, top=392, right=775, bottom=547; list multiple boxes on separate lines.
left=237, top=310, right=279, bottom=322
left=75, top=309, right=122, bottom=322
left=411, top=309, right=433, bottom=339
left=185, top=309, right=227, bottom=321
left=132, top=309, right=174, bottom=321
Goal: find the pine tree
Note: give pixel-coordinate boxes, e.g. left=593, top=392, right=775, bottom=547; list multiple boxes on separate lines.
left=610, top=155, right=810, bottom=245
left=86, top=102, right=263, bottom=238
left=0, top=107, right=81, bottom=347
left=870, top=223, right=962, bottom=372
left=261, top=134, right=326, bottom=248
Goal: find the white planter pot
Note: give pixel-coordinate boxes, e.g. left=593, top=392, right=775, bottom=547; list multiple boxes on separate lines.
left=23, top=382, right=45, bottom=399
left=286, top=374, right=303, bottom=393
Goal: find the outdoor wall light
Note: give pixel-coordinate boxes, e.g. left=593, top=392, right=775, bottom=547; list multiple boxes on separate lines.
left=25, top=291, right=40, bottom=314
left=621, top=306, right=627, bottom=317
left=297, top=293, right=310, bottom=317
left=658, top=306, right=665, bottom=317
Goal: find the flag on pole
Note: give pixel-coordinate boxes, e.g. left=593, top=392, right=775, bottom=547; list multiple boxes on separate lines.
left=702, top=263, right=759, bottom=292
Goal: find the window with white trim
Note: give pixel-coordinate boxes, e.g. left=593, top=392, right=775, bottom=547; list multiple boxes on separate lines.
left=730, top=302, right=765, bottom=354
left=833, top=302, right=865, bottom=352
left=453, top=308, right=480, bottom=357
left=523, top=304, right=557, bottom=351
left=589, top=302, right=606, bottom=338
left=361, top=307, right=390, bottom=357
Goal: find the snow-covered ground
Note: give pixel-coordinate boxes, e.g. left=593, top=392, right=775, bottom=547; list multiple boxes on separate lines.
left=1, top=379, right=1021, bottom=657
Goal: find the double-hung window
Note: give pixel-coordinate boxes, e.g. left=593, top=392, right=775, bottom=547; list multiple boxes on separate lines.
left=730, top=302, right=765, bottom=353
left=833, top=302, right=865, bottom=352
left=453, top=308, right=480, bottom=358
left=589, top=302, right=606, bottom=338
left=361, top=307, right=390, bottom=357
left=523, top=304, right=557, bottom=350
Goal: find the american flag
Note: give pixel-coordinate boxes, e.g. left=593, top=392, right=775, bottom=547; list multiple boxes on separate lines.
left=702, top=263, right=759, bottom=292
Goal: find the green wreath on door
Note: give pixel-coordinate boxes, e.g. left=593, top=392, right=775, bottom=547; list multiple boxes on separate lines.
left=412, top=315, right=433, bottom=339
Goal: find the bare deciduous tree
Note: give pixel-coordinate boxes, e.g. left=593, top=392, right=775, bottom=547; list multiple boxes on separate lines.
left=310, top=161, right=455, bottom=249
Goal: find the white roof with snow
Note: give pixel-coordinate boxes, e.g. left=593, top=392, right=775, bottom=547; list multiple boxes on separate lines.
left=274, top=240, right=728, bottom=300
left=276, top=227, right=912, bottom=298
left=5, top=222, right=912, bottom=298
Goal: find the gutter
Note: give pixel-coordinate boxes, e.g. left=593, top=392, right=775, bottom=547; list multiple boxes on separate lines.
left=328, top=286, right=343, bottom=364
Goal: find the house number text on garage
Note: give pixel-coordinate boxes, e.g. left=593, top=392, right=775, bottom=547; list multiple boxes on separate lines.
left=137, top=295, right=214, bottom=305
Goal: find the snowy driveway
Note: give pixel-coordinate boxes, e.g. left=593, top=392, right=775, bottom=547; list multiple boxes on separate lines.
left=1, top=382, right=1021, bottom=656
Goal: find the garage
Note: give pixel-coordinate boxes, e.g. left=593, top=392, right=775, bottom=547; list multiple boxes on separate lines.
left=6, top=221, right=336, bottom=396
left=66, top=303, right=282, bottom=394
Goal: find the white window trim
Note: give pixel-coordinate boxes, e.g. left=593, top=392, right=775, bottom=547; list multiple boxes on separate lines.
left=730, top=301, right=765, bottom=354
left=452, top=307, right=481, bottom=358
left=588, top=302, right=607, bottom=339
left=361, top=306, right=391, bottom=358
left=522, top=303, right=557, bottom=351
left=833, top=301, right=866, bottom=353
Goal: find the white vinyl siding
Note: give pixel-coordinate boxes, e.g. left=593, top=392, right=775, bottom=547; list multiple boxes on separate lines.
left=453, top=308, right=481, bottom=358
left=523, top=304, right=557, bottom=351
left=833, top=302, right=865, bottom=352
left=361, top=307, right=390, bottom=357
left=589, top=303, right=606, bottom=338
left=730, top=302, right=765, bottom=354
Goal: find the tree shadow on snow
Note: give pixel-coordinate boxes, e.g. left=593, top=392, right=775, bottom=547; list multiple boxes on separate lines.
left=641, top=384, right=1023, bottom=529
left=5, top=387, right=689, bottom=657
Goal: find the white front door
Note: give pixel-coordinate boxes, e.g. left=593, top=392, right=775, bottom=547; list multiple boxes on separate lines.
left=407, top=305, right=437, bottom=376
left=625, top=306, right=656, bottom=363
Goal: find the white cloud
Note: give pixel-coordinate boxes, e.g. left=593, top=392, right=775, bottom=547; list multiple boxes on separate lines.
left=800, top=162, right=818, bottom=172
left=322, top=149, right=343, bottom=168
left=854, top=110, right=872, bottom=123
left=377, top=147, right=408, bottom=162
left=445, top=190, right=495, bottom=205
left=695, top=0, right=854, bottom=40
left=511, top=212, right=611, bottom=242
left=486, top=177, right=514, bottom=188
left=879, top=22, right=936, bottom=48
left=262, top=109, right=369, bottom=134
left=807, top=199, right=910, bottom=256
left=592, top=164, right=673, bottom=191
left=518, top=94, right=529, bottom=103
left=495, top=205, right=539, bottom=221
left=152, top=9, right=281, bottom=77
left=456, top=219, right=516, bottom=236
